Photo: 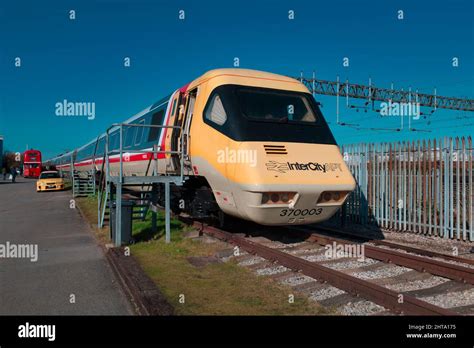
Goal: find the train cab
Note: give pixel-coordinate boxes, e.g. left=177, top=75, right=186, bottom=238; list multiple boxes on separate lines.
left=181, top=69, right=356, bottom=225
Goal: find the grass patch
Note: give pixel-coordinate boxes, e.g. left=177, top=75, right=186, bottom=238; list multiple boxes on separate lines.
left=132, top=241, right=327, bottom=315
left=77, top=195, right=328, bottom=315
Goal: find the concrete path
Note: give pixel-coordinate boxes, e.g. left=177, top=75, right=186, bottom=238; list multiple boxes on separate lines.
left=0, top=177, right=133, bottom=315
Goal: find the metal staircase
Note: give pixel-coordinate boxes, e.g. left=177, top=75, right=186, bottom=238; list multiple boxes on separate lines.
left=128, top=191, right=152, bottom=221
left=72, top=171, right=95, bottom=197
left=98, top=189, right=152, bottom=227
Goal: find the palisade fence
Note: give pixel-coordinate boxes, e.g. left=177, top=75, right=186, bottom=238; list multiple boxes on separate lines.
left=336, top=136, right=473, bottom=241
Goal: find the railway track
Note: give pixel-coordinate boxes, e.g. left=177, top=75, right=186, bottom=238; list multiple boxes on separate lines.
left=194, top=222, right=460, bottom=316
left=292, top=227, right=474, bottom=285
left=306, top=225, right=474, bottom=266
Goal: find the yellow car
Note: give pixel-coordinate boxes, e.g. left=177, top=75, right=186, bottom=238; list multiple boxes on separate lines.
left=36, top=171, right=65, bottom=192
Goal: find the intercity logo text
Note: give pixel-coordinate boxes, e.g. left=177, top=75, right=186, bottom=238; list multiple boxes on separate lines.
left=265, top=161, right=343, bottom=173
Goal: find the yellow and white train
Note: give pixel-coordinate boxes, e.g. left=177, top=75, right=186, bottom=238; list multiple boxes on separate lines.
left=47, top=69, right=356, bottom=225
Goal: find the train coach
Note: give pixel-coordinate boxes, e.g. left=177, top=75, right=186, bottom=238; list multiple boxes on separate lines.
left=46, top=69, right=356, bottom=225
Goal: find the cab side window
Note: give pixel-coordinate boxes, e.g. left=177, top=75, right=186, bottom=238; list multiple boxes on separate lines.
left=205, top=94, right=227, bottom=126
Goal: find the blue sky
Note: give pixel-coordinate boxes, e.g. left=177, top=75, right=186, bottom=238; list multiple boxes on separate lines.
left=0, top=0, right=473, bottom=159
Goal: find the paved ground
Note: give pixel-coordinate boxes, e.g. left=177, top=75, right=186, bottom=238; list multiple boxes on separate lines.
left=0, top=177, right=133, bottom=315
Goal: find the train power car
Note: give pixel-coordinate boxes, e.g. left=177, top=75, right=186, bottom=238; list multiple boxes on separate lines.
left=46, top=69, right=356, bottom=225
left=23, top=149, right=42, bottom=178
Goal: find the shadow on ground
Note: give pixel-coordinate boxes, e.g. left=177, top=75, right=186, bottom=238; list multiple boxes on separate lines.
left=132, top=218, right=183, bottom=243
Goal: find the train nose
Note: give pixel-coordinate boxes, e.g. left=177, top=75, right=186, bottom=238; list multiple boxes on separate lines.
left=223, top=142, right=356, bottom=225
left=236, top=185, right=354, bottom=226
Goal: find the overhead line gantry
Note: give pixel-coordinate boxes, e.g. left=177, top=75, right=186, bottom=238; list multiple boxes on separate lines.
left=294, top=75, right=474, bottom=112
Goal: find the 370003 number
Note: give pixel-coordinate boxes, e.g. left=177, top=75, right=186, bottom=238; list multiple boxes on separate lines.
left=279, top=208, right=323, bottom=217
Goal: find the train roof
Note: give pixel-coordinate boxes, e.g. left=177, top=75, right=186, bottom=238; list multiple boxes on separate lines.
left=93, top=94, right=172, bottom=141
left=76, top=138, right=97, bottom=151
left=47, top=69, right=303, bottom=161
left=187, top=68, right=302, bottom=90
left=62, top=94, right=172, bottom=158
left=48, top=150, right=74, bottom=161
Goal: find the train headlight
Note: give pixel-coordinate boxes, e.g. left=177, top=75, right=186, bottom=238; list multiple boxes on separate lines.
left=270, top=193, right=280, bottom=203
left=317, top=191, right=349, bottom=203
left=261, top=192, right=296, bottom=205
left=323, top=192, right=332, bottom=202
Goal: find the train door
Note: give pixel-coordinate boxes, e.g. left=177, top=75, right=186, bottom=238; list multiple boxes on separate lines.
left=181, top=89, right=196, bottom=174
left=165, top=89, right=196, bottom=174
left=164, top=92, right=182, bottom=173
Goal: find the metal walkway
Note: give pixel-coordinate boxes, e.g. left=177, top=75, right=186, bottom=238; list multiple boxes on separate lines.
left=98, top=123, right=187, bottom=246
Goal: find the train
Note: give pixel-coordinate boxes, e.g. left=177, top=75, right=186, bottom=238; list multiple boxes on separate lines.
left=45, top=69, right=356, bottom=225
left=23, top=149, right=42, bottom=178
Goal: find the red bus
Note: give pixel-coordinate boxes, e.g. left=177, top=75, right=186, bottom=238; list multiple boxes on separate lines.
left=23, top=149, right=42, bottom=178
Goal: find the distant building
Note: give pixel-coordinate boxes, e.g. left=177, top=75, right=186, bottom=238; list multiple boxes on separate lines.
left=0, top=135, right=3, bottom=167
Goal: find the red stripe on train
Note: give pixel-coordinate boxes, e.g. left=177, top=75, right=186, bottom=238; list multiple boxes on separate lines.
left=60, top=152, right=166, bottom=168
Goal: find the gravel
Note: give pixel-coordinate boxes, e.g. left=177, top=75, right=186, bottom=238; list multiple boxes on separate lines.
left=285, top=247, right=324, bottom=255
left=323, top=258, right=378, bottom=271
left=384, top=276, right=450, bottom=292
left=309, top=286, right=345, bottom=301
left=279, top=275, right=315, bottom=286
left=256, top=265, right=289, bottom=276
left=300, top=253, right=330, bottom=262
left=237, top=256, right=266, bottom=266
left=338, top=300, right=385, bottom=316
left=419, top=288, right=474, bottom=309
left=280, top=241, right=307, bottom=248
left=260, top=241, right=290, bottom=249
left=351, top=265, right=411, bottom=280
